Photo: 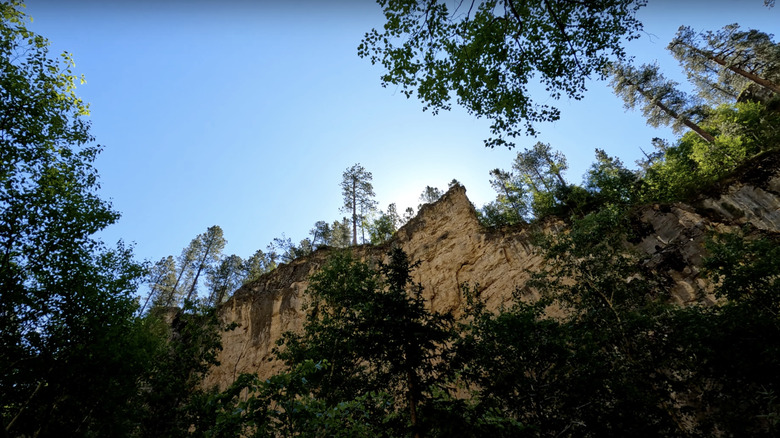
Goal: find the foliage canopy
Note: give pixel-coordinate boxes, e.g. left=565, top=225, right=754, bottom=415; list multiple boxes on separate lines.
left=359, top=0, right=646, bottom=147
left=0, top=2, right=154, bottom=435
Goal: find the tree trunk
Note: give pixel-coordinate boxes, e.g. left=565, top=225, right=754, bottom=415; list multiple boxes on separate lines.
left=531, top=166, right=552, bottom=192
left=138, top=284, right=158, bottom=314
left=500, top=182, right=523, bottom=216
left=407, top=369, right=422, bottom=438
left=634, top=84, right=716, bottom=143
left=685, top=43, right=780, bottom=95
left=168, top=265, right=190, bottom=307
left=185, top=239, right=217, bottom=302
left=712, top=55, right=780, bottom=94
left=653, top=97, right=716, bottom=143
left=351, top=178, right=358, bottom=246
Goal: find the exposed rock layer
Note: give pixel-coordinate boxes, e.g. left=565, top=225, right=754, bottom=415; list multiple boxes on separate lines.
left=205, top=152, right=780, bottom=389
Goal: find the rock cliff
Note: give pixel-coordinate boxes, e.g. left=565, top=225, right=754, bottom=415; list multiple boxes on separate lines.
left=205, top=151, right=780, bottom=390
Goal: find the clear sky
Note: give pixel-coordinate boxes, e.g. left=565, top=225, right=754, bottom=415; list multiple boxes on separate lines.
left=22, top=0, right=779, bottom=266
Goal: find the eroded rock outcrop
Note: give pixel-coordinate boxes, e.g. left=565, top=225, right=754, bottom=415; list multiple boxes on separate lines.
left=205, top=152, right=780, bottom=390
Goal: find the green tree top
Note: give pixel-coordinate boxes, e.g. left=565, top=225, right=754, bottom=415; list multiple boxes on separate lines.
left=609, top=62, right=715, bottom=142
left=669, top=24, right=780, bottom=103
left=340, top=163, right=377, bottom=245
left=1, top=2, right=154, bottom=435
left=359, top=0, right=646, bottom=148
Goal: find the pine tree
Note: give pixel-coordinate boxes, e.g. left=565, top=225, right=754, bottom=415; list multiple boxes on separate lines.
left=340, top=164, right=377, bottom=245
left=142, top=256, right=177, bottom=313
left=206, top=254, right=244, bottom=306
left=242, top=249, right=277, bottom=284
left=511, top=142, right=573, bottom=216
left=610, top=62, right=715, bottom=143
left=276, top=248, right=456, bottom=437
left=329, top=217, right=352, bottom=249
left=310, top=220, right=332, bottom=249
left=669, top=24, right=780, bottom=103
left=418, top=185, right=444, bottom=210
left=182, top=226, right=226, bottom=303
left=485, top=168, right=527, bottom=225
left=368, top=204, right=400, bottom=244
left=168, top=239, right=201, bottom=307
left=513, top=142, right=569, bottom=193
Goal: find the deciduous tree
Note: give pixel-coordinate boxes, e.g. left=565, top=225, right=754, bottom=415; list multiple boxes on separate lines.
left=359, top=0, right=646, bottom=147
left=0, top=3, right=153, bottom=434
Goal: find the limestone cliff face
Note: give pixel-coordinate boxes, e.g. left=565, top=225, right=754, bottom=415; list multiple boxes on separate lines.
left=205, top=152, right=780, bottom=390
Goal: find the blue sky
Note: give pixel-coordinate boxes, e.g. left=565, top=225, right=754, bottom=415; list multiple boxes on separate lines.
left=23, top=0, right=779, bottom=265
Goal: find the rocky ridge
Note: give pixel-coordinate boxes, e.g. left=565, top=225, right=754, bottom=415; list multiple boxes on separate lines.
left=205, top=151, right=780, bottom=390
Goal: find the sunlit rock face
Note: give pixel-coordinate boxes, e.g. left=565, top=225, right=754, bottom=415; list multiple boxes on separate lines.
left=205, top=152, right=780, bottom=390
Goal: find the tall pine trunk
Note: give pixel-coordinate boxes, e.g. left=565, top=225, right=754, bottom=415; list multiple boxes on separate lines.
left=351, top=178, right=357, bottom=246
left=407, top=369, right=421, bottom=438
left=630, top=80, right=716, bottom=143
left=681, top=42, right=780, bottom=95
left=185, top=238, right=218, bottom=302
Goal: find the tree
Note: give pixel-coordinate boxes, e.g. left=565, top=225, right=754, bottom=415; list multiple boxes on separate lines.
left=183, top=225, right=226, bottom=302
left=669, top=24, right=780, bottom=103
left=310, top=220, right=332, bottom=249
left=583, top=149, right=638, bottom=206
left=385, top=202, right=401, bottom=229
left=479, top=168, right=528, bottom=227
left=491, top=168, right=527, bottom=219
left=609, top=62, right=715, bottom=143
left=418, top=185, right=443, bottom=209
left=402, top=206, right=416, bottom=224
left=166, top=237, right=202, bottom=307
left=207, top=254, right=244, bottom=306
left=242, top=248, right=277, bottom=284
left=358, top=0, right=646, bottom=147
left=138, top=301, right=225, bottom=438
left=512, top=142, right=574, bottom=216
left=0, top=3, right=153, bottom=435
left=276, top=248, right=457, bottom=437
left=368, top=204, right=400, bottom=245
left=268, top=234, right=300, bottom=263
left=141, top=255, right=178, bottom=313
left=340, top=163, right=377, bottom=245
left=514, top=142, right=568, bottom=192
left=330, top=217, right=352, bottom=248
